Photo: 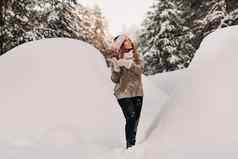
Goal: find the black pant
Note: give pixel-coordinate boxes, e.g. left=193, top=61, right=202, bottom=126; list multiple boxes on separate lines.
left=117, top=96, right=143, bottom=147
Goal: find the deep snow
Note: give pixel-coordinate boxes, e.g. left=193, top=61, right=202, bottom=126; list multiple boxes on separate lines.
left=143, top=26, right=238, bottom=159
left=0, top=38, right=167, bottom=158
left=0, top=25, right=238, bottom=158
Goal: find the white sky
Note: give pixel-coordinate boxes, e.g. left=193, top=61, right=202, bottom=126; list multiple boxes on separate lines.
left=77, top=0, right=154, bottom=36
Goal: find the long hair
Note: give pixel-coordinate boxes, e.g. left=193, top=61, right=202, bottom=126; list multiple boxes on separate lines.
left=129, top=38, right=141, bottom=65
left=113, top=35, right=141, bottom=65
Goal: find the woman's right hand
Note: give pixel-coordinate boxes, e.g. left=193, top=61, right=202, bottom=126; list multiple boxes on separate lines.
left=108, top=57, right=121, bottom=72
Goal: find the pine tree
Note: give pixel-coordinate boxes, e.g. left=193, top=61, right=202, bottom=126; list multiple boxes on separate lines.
left=1, top=0, right=111, bottom=58
left=139, top=0, right=195, bottom=74
left=138, top=0, right=238, bottom=75
left=180, top=0, right=227, bottom=49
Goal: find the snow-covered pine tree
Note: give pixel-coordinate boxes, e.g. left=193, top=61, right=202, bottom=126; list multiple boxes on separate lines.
left=194, top=0, right=226, bottom=38
left=138, top=0, right=238, bottom=75
left=220, top=8, right=238, bottom=27
left=91, top=4, right=113, bottom=67
left=2, top=0, right=39, bottom=53
left=138, top=0, right=195, bottom=75
left=226, top=0, right=238, bottom=13
left=138, top=2, right=161, bottom=74
left=178, top=0, right=227, bottom=49
left=1, top=0, right=111, bottom=59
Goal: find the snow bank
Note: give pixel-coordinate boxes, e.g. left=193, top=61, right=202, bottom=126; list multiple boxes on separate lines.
left=144, top=26, right=238, bottom=159
left=0, top=38, right=167, bottom=158
left=0, top=39, right=115, bottom=145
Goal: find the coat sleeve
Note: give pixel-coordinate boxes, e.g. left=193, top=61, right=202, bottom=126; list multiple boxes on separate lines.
left=130, top=54, right=145, bottom=75
left=110, top=68, right=122, bottom=83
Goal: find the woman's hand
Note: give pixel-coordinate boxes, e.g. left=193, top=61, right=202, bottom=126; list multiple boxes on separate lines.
left=118, top=58, right=133, bottom=69
left=108, top=57, right=121, bottom=72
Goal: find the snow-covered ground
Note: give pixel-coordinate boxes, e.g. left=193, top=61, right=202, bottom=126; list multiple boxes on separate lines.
left=1, top=25, right=238, bottom=158
left=142, top=26, right=238, bottom=159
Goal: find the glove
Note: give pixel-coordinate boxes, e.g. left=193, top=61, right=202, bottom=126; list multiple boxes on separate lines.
left=118, top=58, right=133, bottom=69
left=108, top=57, right=121, bottom=72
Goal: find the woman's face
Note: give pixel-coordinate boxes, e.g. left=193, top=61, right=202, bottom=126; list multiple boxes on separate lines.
left=122, top=38, right=133, bottom=49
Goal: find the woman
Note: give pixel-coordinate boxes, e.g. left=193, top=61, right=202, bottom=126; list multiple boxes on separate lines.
left=108, top=33, right=144, bottom=149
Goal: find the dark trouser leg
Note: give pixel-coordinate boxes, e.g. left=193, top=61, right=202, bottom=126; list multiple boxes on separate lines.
left=131, top=96, right=143, bottom=145
left=117, top=97, right=137, bottom=148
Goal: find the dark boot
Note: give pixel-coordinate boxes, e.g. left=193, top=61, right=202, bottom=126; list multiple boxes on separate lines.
left=126, top=142, right=134, bottom=149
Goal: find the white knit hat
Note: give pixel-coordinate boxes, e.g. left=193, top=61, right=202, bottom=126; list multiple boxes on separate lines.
left=111, top=33, right=129, bottom=53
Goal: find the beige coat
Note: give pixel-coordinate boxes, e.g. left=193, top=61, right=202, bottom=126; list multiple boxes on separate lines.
left=110, top=54, right=144, bottom=99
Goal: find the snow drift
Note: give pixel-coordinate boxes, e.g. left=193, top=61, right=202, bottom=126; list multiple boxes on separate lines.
left=145, top=26, right=238, bottom=159
left=0, top=38, right=166, bottom=158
